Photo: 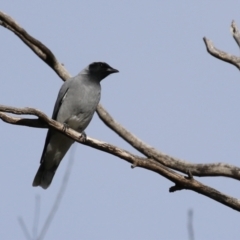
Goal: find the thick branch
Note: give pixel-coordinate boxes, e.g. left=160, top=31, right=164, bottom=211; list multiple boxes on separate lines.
left=3, top=103, right=240, bottom=182
left=0, top=105, right=143, bottom=165
left=1, top=105, right=240, bottom=211
left=96, top=104, right=240, bottom=181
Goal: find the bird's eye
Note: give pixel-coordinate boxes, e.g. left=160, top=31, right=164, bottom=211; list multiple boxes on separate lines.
left=99, top=63, right=103, bottom=68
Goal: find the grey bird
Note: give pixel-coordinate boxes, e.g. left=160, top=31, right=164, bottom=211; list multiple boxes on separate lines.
left=32, top=62, right=118, bottom=189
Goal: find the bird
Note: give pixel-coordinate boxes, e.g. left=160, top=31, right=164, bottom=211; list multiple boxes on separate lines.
left=32, top=62, right=119, bottom=189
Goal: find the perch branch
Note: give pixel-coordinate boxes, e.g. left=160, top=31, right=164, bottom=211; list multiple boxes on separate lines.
left=2, top=10, right=239, bottom=181
left=1, top=105, right=240, bottom=211
left=2, top=11, right=240, bottom=211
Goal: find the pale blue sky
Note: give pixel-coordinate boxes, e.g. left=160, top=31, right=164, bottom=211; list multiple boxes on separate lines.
left=1, top=1, right=240, bottom=239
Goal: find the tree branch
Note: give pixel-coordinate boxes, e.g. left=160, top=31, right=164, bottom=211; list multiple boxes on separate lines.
left=0, top=105, right=148, bottom=166
left=96, top=104, right=240, bottom=181
left=1, top=105, right=240, bottom=211
left=231, top=21, right=240, bottom=48
left=203, top=37, right=240, bottom=70
left=1, top=10, right=240, bottom=211
left=0, top=11, right=71, bottom=81
left=203, top=20, right=240, bottom=70
left=3, top=9, right=237, bottom=182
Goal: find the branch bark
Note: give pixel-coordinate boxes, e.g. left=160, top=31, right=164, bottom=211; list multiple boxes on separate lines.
left=231, top=21, right=240, bottom=48
left=203, top=21, right=240, bottom=70
left=1, top=105, right=240, bottom=211
left=97, top=104, right=240, bottom=180
left=0, top=11, right=71, bottom=81
left=1, top=10, right=240, bottom=211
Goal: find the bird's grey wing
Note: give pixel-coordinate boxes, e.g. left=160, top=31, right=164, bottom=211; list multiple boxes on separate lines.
left=40, top=82, right=70, bottom=163
left=52, top=82, right=70, bottom=120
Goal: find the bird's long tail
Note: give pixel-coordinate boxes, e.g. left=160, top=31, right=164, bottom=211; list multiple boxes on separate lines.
left=32, top=164, right=58, bottom=189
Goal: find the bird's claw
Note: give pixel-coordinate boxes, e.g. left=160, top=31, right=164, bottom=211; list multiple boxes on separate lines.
left=62, top=123, right=69, bottom=132
left=79, top=132, right=87, bottom=142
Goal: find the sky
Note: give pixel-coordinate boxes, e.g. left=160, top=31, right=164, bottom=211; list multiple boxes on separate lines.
left=1, top=1, right=240, bottom=239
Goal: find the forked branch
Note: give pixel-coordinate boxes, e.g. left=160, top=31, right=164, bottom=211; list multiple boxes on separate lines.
left=203, top=21, right=240, bottom=70
left=1, top=10, right=240, bottom=211
left=1, top=105, right=240, bottom=211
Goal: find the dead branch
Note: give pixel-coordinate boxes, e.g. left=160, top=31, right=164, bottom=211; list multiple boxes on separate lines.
left=231, top=21, right=240, bottom=48
left=2, top=9, right=239, bottom=182
left=97, top=105, right=240, bottom=180
left=0, top=11, right=70, bottom=81
left=1, top=105, right=240, bottom=211
left=1, top=11, right=240, bottom=211
left=203, top=21, right=240, bottom=70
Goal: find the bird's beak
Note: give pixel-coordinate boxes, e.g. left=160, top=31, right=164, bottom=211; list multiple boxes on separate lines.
left=107, top=67, right=119, bottom=73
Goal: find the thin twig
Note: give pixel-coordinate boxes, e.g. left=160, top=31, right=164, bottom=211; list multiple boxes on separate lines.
left=187, top=209, right=195, bottom=240
left=37, top=146, right=76, bottom=240
left=231, top=21, right=240, bottom=49
left=18, top=217, right=32, bottom=240
left=32, top=195, right=41, bottom=240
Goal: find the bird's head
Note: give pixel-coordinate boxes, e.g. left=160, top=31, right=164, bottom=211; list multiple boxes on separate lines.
left=86, top=62, right=119, bottom=81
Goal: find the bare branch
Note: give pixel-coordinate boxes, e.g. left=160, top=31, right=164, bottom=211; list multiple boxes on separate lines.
left=2, top=8, right=236, bottom=183
left=32, top=195, right=40, bottom=240
left=3, top=9, right=227, bottom=182
left=38, top=146, right=76, bottom=240
left=203, top=21, right=240, bottom=70
left=0, top=112, right=45, bottom=128
left=203, top=37, right=240, bottom=70
left=1, top=11, right=240, bottom=211
left=231, top=21, right=240, bottom=48
left=0, top=105, right=148, bottom=165
left=0, top=11, right=70, bottom=81
left=187, top=209, right=195, bottom=240
left=18, top=217, right=31, bottom=240
left=1, top=105, right=240, bottom=211
left=96, top=104, right=240, bottom=181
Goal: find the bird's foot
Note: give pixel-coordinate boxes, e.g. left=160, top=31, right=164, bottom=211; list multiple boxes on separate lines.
left=62, top=123, right=69, bottom=132
left=79, top=131, right=87, bottom=142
